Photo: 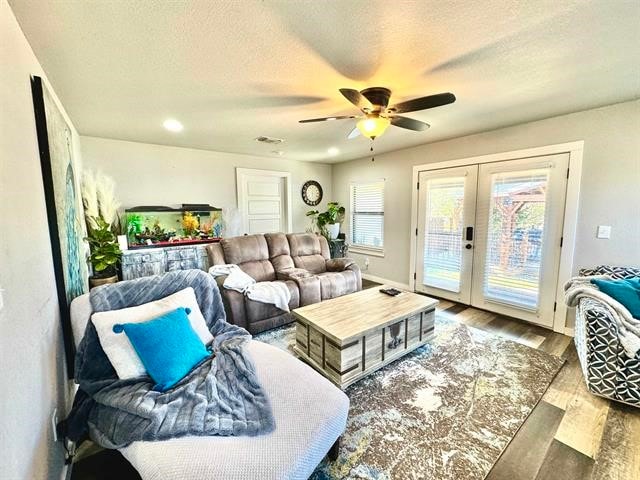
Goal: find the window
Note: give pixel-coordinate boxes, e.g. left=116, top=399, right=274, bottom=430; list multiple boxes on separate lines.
left=350, top=180, right=384, bottom=252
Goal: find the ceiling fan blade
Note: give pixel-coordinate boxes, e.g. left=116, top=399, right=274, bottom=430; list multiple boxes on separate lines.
left=299, top=115, right=356, bottom=123
left=390, top=92, right=456, bottom=114
left=347, top=126, right=361, bottom=139
left=339, top=88, right=373, bottom=111
left=390, top=116, right=430, bottom=131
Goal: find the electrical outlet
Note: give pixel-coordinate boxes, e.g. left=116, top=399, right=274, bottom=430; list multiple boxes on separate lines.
left=364, top=257, right=370, bottom=271
left=51, top=408, right=58, bottom=442
left=597, top=225, right=612, bottom=239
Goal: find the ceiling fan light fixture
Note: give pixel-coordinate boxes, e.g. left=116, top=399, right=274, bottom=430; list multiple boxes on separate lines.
left=356, top=115, right=390, bottom=139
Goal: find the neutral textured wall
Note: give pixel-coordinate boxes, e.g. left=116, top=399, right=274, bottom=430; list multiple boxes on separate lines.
left=81, top=136, right=333, bottom=234
left=332, top=100, right=640, bottom=286
left=0, top=1, right=78, bottom=478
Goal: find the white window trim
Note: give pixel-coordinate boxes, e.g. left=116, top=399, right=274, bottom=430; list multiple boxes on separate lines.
left=349, top=245, right=385, bottom=257
left=349, top=179, right=385, bottom=255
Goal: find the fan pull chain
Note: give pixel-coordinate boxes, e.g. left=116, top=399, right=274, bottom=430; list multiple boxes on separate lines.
left=370, top=141, right=375, bottom=162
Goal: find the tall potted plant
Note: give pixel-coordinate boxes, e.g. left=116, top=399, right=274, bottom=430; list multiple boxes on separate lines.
left=81, top=171, right=123, bottom=287
left=306, top=201, right=345, bottom=240
left=85, top=216, right=122, bottom=287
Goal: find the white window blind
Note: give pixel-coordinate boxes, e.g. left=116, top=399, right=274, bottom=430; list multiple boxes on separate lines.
left=483, top=168, right=550, bottom=310
left=422, top=177, right=466, bottom=292
left=350, top=181, right=384, bottom=250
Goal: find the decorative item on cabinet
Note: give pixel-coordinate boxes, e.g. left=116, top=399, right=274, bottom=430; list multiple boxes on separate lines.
left=125, top=204, right=223, bottom=249
left=306, top=201, right=345, bottom=240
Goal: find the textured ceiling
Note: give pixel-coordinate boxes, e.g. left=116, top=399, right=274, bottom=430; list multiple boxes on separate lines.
left=9, top=0, right=640, bottom=163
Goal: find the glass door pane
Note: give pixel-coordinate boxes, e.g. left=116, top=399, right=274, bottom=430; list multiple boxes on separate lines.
left=483, top=169, right=549, bottom=309
left=416, top=165, right=477, bottom=304
left=471, top=154, right=569, bottom=326
left=422, top=177, right=466, bottom=292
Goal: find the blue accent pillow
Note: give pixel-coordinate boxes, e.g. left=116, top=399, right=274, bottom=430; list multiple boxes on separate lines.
left=591, top=278, right=640, bottom=319
left=113, top=307, right=211, bottom=392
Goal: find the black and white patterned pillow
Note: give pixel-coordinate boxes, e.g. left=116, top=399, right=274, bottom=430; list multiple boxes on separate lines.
left=579, top=265, right=640, bottom=279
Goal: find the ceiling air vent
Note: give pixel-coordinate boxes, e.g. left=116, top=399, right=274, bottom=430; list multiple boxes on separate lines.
left=255, top=136, right=284, bottom=145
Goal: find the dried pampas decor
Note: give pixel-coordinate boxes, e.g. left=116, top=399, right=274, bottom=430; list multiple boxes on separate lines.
left=81, top=170, right=121, bottom=232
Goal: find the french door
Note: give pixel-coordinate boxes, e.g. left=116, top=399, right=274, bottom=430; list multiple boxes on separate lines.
left=415, top=153, right=569, bottom=327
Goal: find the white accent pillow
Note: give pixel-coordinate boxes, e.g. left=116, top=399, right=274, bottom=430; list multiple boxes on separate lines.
left=91, top=287, right=214, bottom=379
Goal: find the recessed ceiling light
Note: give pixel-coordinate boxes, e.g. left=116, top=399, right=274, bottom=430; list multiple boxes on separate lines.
left=327, top=147, right=340, bottom=156
left=163, top=119, right=183, bottom=132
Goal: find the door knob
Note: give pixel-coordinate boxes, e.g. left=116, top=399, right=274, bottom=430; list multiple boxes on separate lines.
left=465, top=244, right=473, bottom=249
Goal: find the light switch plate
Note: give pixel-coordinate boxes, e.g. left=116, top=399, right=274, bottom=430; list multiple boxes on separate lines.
left=597, top=225, right=612, bottom=239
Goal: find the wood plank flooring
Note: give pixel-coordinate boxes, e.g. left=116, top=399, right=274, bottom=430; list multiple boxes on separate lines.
left=435, top=302, right=640, bottom=480
left=71, top=290, right=640, bottom=480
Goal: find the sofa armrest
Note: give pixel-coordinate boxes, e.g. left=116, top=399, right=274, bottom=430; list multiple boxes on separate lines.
left=293, top=275, right=321, bottom=306
left=326, top=257, right=357, bottom=272
left=326, top=258, right=362, bottom=291
left=214, top=275, right=248, bottom=329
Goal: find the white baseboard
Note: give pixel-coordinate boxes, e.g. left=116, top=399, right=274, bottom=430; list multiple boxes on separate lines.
left=564, top=327, right=575, bottom=337
left=362, top=273, right=411, bottom=291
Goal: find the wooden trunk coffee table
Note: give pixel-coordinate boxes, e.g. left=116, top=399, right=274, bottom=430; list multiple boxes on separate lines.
left=292, top=286, right=439, bottom=389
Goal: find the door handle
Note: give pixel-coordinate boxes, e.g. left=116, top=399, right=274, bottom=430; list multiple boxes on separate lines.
left=465, top=226, right=474, bottom=241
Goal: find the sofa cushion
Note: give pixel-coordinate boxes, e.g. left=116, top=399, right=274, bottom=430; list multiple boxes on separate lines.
left=222, top=234, right=269, bottom=264
left=90, top=287, right=213, bottom=380
left=245, top=280, right=300, bottom=322
left=265, top=232, right=295, bottom=272
left=239, top=260, right=276, bottom=283
left=591, top=278, right=640, bottom=318
left=317, top=271, right=359, bottom=299
left=113, top=307, right=210, bottom=392
left=287, top=233, right=326, bottom=258
left=265, top=232, right=290, bottom=257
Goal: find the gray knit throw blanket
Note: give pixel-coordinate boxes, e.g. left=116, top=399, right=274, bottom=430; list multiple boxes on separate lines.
left=66, top=269, right=274, bottom=449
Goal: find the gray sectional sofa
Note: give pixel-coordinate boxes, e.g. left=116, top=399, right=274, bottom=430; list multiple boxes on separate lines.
left=206, top=232, right=362, bottom=334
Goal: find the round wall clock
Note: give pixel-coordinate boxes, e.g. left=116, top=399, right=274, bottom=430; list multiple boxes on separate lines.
left=301, top=180, right=323, bottom=206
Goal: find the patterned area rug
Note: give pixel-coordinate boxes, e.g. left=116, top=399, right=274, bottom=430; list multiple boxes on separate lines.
left=256, top=314, right=564, bottom=480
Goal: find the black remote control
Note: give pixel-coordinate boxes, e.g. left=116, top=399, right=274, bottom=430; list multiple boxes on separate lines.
left=380, top=288, right=401, bottom=296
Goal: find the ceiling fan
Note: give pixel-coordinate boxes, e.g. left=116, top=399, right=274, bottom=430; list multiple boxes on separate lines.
left=299, top=87, right=456, bottom=140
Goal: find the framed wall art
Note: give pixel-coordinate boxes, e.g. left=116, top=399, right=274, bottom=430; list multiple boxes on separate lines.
left=31, top=75, right=88, bottom=374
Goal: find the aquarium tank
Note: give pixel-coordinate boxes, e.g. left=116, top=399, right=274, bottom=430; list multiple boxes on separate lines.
left=125, top=204, right=223, bottom=249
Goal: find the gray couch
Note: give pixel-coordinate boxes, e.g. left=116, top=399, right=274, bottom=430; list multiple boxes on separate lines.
left=69, top=278, right=350, bottom=480
left=207, top=232, right=362, bottom=334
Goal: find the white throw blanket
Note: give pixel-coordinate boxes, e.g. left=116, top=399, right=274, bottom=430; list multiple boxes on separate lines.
left=209, top=264, right=291, bottom=311
left=246, top=282, right=291, bottom=312
left=209, top=264, right=255, bottom=292
left=564, top=275, right=640, bottom=358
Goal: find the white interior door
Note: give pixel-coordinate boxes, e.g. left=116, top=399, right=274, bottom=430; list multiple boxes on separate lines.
left=471, top=154, right=569, bottom=326
left=237, top=169, right=291, bottom=234
left=415, top=165, right=478, bottom=303
left=415, top=153, right=569, bottom=327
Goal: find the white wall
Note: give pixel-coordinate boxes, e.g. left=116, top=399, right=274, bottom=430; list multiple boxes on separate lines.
left=333, top=100, right=640, bottom=287
left=81, top=136, right=333, bottom=234
left=0, top=1, right=79, bottom=478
